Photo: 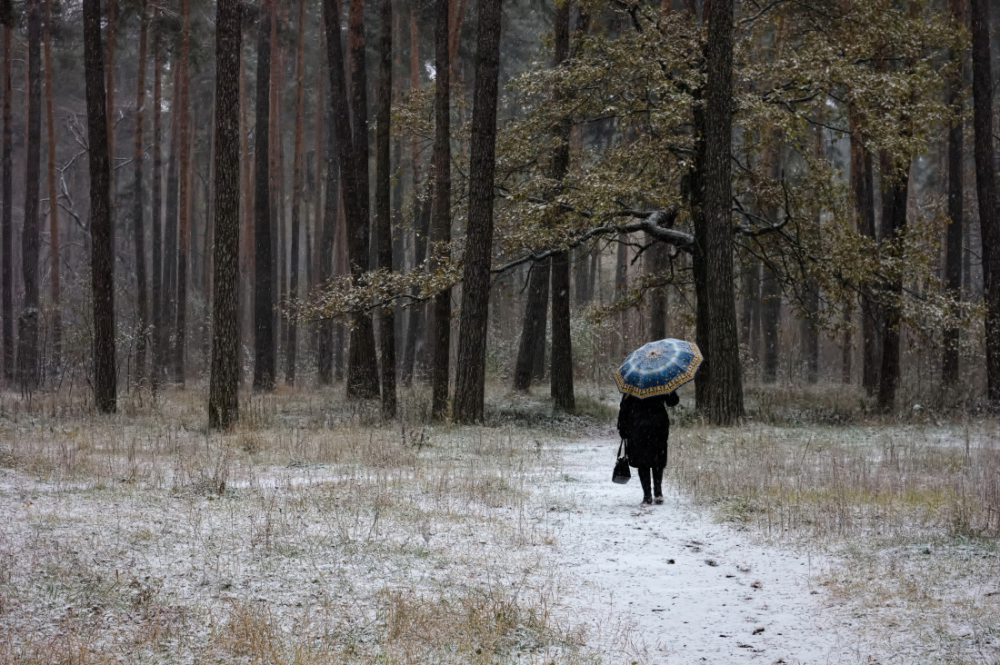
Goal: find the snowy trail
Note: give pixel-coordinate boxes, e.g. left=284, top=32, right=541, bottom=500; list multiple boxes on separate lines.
left=550, top=440, right=870, bottom=665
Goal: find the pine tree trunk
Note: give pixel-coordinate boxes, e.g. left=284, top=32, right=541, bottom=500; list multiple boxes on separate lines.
left=876, top=164, right=910, bottom=413
left=18, top=0, right=41, bottom=392
left=132, top=0, right=149, bottom=388
left=341, top=0, right=381, bottom=400
left=44, top=0, right=59, bottom=381
left=842, top=300, right=853, bottom=384
left=208, top=0, right=242, bottom=429
left=760, top=264, right=780, bottom=382
left=850, top=117, right=879, bottom=395
left=971, top=0, right=1000, bottom=408
left=253, top=0, right=276, bottom=391
left=285, top=0, right=306, bottom=387
left=740, top=259, right=760, bottom=365
left=614, top=234, right=627, bottom=360
left=1, top=24, right=12, bottom=384
left=701, top=0, right=743, bottom=424
left=106, top=0, right=115, bottom=217
left=317, top=104, right=338, bottom=386
left=163, top=64, right=180, bottom=382
left=375, top=0, right=397, bottom=417
left=151, top=10, right=163, bottom=389
left=402, top=188, right=430, bottom=385
left=400, top=5, right=424, bottom=388
left=174, top=0, right=191, bottom=386
left=943, top=0, right=965, bottom=387
left=83, top=0, right=116, bottom=412
left=454, top=0, right=503, bottom=422
left=513, top=258, right=549, bottom=391
left=430, top=0, right=452, bottom=418
left=647, top=240, right=669, bottom=341
left=240, top=45, right=252, bottom=379
left=547, top=0, right=573, bottom=412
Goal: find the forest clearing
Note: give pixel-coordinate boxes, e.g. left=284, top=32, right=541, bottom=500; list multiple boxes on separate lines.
left=1, top=386, right=998, bottom=664
left=2, top=0, right=1000, bottom=661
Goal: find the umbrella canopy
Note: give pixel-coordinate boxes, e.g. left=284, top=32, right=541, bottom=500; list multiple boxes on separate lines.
left=614, top=338, right=703, bottom=398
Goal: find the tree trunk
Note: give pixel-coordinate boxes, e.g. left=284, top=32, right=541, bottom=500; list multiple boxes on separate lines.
left=44, top=0, right=59, bottom=381
left=429, top=0, right=452, bottom=418
left=106, top=0, right=115, bottom=217
left=701, top=0, right=743, bottom=424
left=322, top=0, right=367, bottom=393
left=317, top=102, right=338, bottom=386
left=614, top=233, right=627, bottom=360
left=132, top=0, right=149, bottom=387
left=343, top=0, right=381, bottom=400
left=208, top=0, right=241, bottom=429
left=802, top=127, right=822, bottom=385
left=375, top=0, right=397, bottom=416
left=253, top=0, right=276, bottom=391
left=285, top=0, right=306, bottom=387
left=18, top=0, right=41, bottom=392
left=943, top=0, right=965, bottom=387
left=1, top=23, right=11, bottom=384
left=454, top=0, right=503, bottom=422
left=151, top=14, right=164, bottom=389
left=547, top=0, right=573, bottom=412
left=402, top=188, right=430, bottom=385
left=400, top=5, right=424, bottom=388
left=842, top=299, right=853, bottom=384
left=83, top=0, right=116, bottom=412
left=971, top=0, right=1000, bottom=408
left=647, top=240, right=669, bottom=341
left=173, top=0, right=191, bottom=386
left=163, top=64, right=180, bottom=382
left=513, top=258, right=549, bottom=391
left=876, top=163, right=910, bottom=413
left=849, top=111, right=879, bottom=394
left=760, top=264, right=780, bottom=382
left=740, top=259, right=760, bottom=364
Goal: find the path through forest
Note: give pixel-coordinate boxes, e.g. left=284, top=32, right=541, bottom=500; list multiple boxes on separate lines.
left=550, top=439, right=877, bottom=665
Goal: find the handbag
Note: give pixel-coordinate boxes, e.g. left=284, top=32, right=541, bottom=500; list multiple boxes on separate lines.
left=612, top=439, right=631, bottom=484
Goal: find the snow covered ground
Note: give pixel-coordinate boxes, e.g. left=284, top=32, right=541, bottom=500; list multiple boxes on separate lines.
left=547, top=439, right=870, bottom=665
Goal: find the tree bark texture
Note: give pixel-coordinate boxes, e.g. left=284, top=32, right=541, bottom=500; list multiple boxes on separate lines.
left=513, top=258, right=549, bottom=391
left=547, top=0, right=573, bottom=412
left=876, top=163, right=910, bottom=413
left=345, top=0, right=381, bottom=400
left=943, top=0, right=965, bottom=387
left=151, top=13, right=164, bottom=389
left=701, top=0, right=743, bottom=424
left=253, top=0, right=276, bottom=391
left=163, top=65, right=180, bottom=381
left=83, top=0, right=117, bottom=412
left=2, top=25, right=12, bottom=383
left=173, top=0, right=191, bottom=386
left=317, top=104, right=338, bottom=385
left=132, top=0, right=149, bottom=387
left=18, top=0, right=41, bottom=391
left=850, top=113, right=879, bottom=394
left=375, top=0, right=397, bottom=416
left=44, top=0, right=60, bottom=379
left=971, top=0, right=1000, bottom=408
left=430, top=0, right=452, bottom=418
left=454, top=0, right=504, bottom=422
left=400, top=7, right=424, bottom=388
left=209, top=0, right=242, bottom=429
left=286, top=0, right=307, bottom=387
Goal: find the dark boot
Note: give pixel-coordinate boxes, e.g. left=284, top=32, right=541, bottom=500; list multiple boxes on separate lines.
left=653, top=465, right=664, bottom=503
left=638, top=466, right=653, bottom=504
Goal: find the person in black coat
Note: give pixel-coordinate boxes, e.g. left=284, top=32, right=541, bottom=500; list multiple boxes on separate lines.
left=616, top=391, right=680, bottom=505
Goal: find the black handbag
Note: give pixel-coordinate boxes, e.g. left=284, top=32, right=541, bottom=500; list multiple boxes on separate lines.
left=612, top=439, right=631, bottom=484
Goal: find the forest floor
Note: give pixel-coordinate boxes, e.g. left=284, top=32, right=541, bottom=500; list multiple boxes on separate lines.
left=0, top=385, right=997, bottom=664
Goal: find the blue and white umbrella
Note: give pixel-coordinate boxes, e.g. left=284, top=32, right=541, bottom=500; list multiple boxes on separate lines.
left=614, top=338, right=703, bottom=398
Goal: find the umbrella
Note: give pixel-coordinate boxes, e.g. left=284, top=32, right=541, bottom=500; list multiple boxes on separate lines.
left=614, top=338, right=703, bottom=398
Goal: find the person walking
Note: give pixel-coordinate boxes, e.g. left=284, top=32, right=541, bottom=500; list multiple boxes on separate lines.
left=617, top=391, right=679, bottom=505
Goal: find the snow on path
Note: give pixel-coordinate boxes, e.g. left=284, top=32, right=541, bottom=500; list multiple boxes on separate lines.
left=550, top=440, right=872, bottom=665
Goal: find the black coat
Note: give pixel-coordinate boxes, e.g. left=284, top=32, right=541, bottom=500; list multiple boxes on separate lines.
left=616, top=392, right=679, bottom=469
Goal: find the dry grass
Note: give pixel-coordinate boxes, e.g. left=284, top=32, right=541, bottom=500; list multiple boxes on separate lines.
left=0, top=386, right=598, bottom=665
left=666, top=384, right=1000, bottom=663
